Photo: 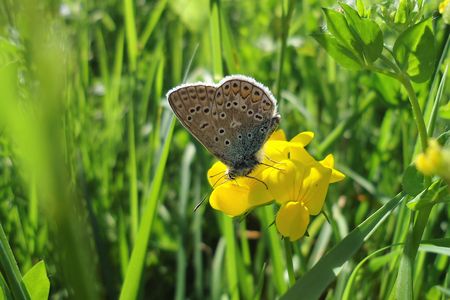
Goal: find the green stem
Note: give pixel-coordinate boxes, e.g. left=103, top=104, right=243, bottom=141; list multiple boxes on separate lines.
left=275, top=0, right=295, bottom=101
left=399, top=74, right=429, bottom=152
left=0, top=224, right=30, bottom=300
left=284, top=238, right=295, bottom=287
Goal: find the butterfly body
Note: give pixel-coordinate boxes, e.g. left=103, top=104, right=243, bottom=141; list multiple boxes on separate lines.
left=167, top=75, right=280, bottom=178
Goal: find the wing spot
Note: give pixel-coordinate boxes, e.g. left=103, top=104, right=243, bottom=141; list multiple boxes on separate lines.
left=243, top=86, right=249, bottom=90
left=233, top=101, right=238, bottom=107
left=196, top=105, right=201, bottom=112
left=225, top=139, right=230, bottom=145
left=233, top=82, right=238, bottom=88
left=247, top=133, right=252, bottom=138
left=224, top=84, right=230, bottom=90
left=241, top=105, right=247, bottom=111
left=260, top=127, right=266, bottom=133
left=189, top=108, right=196, bottom=114
left=238, top=134, right=242, bottom=139
left=254, top=113, right=263, bottom=121
left=218, top=128, right=225, bottom=135
left=200, top=122, right=209, bottom=129
left=220, top=112, right=226, bottom=119
left=203, top=107, right=210, bottom=114
left=247, top=110, right=254, bottom=116
left=177, top=104, right=183, bottom=109
left=215, top=136, right=219, bottom=142
left=187, top=116, right=193, bottom=122
left=226, top=102, right=232, bottom=109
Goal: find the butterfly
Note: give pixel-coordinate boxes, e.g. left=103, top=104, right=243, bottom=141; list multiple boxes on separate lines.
left=167, top=75, right=280, bottom=179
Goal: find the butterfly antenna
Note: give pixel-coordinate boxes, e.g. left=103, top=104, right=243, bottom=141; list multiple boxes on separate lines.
left=244, top=175, right=268, bottom=190
left=259, top=162, right=284, bottom=171
left=194, top=193, right=209, bottom=212
left=264, top=155, right=283, bottom=165
left=209, top=170, right=226, bottom=178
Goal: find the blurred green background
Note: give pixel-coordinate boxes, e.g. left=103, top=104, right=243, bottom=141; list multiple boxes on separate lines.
left=0, top=0, right=449, bottom=299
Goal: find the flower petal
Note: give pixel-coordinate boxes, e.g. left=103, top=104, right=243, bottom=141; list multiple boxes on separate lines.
left=209, top=180, right=273, bottom=216
left=276, top=201, right=310, bottom=241
left=269, top=129, right=287, bottom=141
left=290, top=131, right=314, bottom=146
left=263, top=140, right=291, bottom=163
left=210, top=183, right=251, bottom=216
left=207, top=161, right=228, bottom=187
left=301, top=164, right=332, bottom=215
left=320, top=154, right=346, bottom=183
left=263, top=159, right=308, bottom=205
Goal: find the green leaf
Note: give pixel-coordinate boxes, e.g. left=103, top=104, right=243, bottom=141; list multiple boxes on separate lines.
left=312, top=32, right=362, bottom=70
left=322, top=8, right=363, bottom=63
left=393, top=19, right=436, bottom=82
left=439, top=102, right=450, bottom=119
left=23, top=261, right=50, bottom=300
left=402, top=164, right=424, bottom=196
left=280, top=193, right=405, bottom=300
left=339, top=3, right=383, bottom=63
left=394, top=0, right=411, bottom=24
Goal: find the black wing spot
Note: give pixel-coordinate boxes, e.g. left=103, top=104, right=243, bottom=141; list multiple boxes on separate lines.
left=196, top=105, right=201, bottom=112
left=260, top=127, right=266, bottom=133
left=233, top=82, right=238, bottom=88
left=238, top=134, right=242, bottom=139
left=233, top=101, right=238, bottom=106
left=203, top=107, right=210, bottom=113
left=224, top=84, right=230, bottom=90
left=254, top=90, right=260, bottom=96
left=214, top=136, right=219, bottom=142
left=243, top=86, right=249, bottom=90
left=187, top=116, right=193, bottom=122
left=219, top=128, right=225, bottom=135
left=254, top=114, right=263, bottom=121
left=241, top=105, right=247, bottom=110
left=220, top=112, right=226, bottom=119
left=225, top=139, right=230, bottom=145
left=226, top=102, right=232, bottom=109
left=189, top=108, right=195, bottom=114
left=247, top=133, right=252, bottom=138
left=247, top=110, right=254, bottom=116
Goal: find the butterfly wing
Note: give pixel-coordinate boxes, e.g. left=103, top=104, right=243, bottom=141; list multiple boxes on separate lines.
left=167, top=83, right=224, bottom=158
left=167, top=75, right=280, bottom=168
left=213, top=75, right=280, bottom=166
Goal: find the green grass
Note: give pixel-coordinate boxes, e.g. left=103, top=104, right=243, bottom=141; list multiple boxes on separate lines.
left=0, top=0, right=449, bottom=299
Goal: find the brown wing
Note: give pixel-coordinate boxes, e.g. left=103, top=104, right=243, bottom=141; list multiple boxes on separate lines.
left=167, top=83, right=223, bottom=158
left=167, top=75, right=279, bottom=167
left=210, top=75, right=279, bottom=165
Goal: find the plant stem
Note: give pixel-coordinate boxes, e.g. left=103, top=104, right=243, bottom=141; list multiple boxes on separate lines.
left=284, top=238, right=296, bottom=287
left=399, top=74, right=429, bottom=152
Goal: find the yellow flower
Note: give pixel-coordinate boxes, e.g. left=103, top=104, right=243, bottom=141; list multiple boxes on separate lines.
left=439, top=0, right=450, bottom=13
left=207, top=129, right=345, bottom=241
left=415, top=139, right=450, bottom=182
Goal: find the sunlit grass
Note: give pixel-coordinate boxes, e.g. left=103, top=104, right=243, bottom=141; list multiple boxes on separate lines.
left=0, top=0, right=449, bottom=299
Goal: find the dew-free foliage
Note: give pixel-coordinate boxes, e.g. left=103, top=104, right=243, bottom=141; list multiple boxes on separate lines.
left=0, top=0, right=449, bottom=299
